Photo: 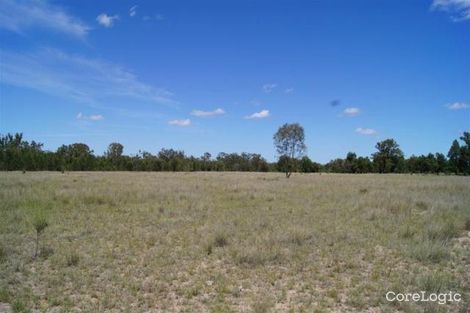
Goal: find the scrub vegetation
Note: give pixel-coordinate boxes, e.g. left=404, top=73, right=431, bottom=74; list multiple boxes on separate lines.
left=0, top=172, right=469, bottom=312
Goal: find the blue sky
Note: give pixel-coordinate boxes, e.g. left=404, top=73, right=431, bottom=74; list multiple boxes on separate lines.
left=0, top=0, right=469, bottom=163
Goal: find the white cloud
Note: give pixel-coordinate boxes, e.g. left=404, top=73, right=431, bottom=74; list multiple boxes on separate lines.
left=129, top=5, right=138, bottom=17
left=191, top=108, right=225, bottom=117
left=76, top=112, right=104, bottom=121
left=284, top=88, right=294, bottom=94
left=432, top=0, right=470, bottom=21
left=355, top=127, right=377, bottom=135
left=0, top=48, right=176, bottom=106
left=262, top=83, right=277, bottom=93
left=0, top=0, right=90, bottom=38
left=343, top=107, right=361, bottom=117
left=96, top=13, right=119, bottom=28
left=90, top=114, right=104, bottom=121
left=245, top=110, right=270, bottom=119
left=447, top=102, right=470, bottom=110
left=168, top=119, right=191, bottom=126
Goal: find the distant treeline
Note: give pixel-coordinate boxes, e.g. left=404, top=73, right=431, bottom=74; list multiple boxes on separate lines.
left=1, top=132, right=469, bottom=175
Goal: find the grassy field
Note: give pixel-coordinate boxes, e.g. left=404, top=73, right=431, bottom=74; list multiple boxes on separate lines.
left=0, top=172, right=469, bottom=312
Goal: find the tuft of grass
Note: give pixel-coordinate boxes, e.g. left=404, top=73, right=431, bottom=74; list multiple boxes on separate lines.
left=287, top=228, right=313, bottom=246
left=417, top=271, right=455, bottom=293
left=11, top=300, right=26, bottom=313
left=251, top=295, right=274, bottom=313
left=0, top=244, right=6, bottom=263
left=398, top=225, right=415, bottom=239
left=232, top=246, right=284, bottom=267
left=409, top=239, right=449, bottom=263
left=66, top=252, right=80, bottom=267
left=213, top=232, right=229, bottom=248
left=415, top=201, right=428, bottom=210
left=425, top=220, right=459, bottom=241
left=40, top=246, right=54, bottom=259
left=464, top=218, right=470, bottom=231
left=204, top=241, right=213, bottom=255
left=210, top=302, right=233, bottom=313
left=0, top=287, right=10, bottom=302
left=204, top=230, right=229, bottom=255
left=327, top=288, right=339, bottom=301
left=32, top=212, right=48, bottom=234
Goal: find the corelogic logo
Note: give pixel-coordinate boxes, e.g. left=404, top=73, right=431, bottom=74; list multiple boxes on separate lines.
left=386, top=291, right=462, bottom=305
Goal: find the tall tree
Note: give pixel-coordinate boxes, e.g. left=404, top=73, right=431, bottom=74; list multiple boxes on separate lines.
left=372, top=139, right=404, bottom=173
left=106, top=143, right=124, bottom=159
left=459, top=132, right=470, bottom=174
left=201, top=152, right=212, bottom=171
left=105, top=143, right=124, bottom=170
left=345, top=152, right=358, bottom=173
left=273, top=123, right=306, bottom=178
left=57, top=143, right=94, bottom=171
left=447, top=139, right=461, bottom=174
left=435, top=153, right=447, bottom=174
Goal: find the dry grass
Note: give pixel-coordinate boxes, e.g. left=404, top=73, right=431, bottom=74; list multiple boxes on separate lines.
left=0, top=172, right=469, bottom=312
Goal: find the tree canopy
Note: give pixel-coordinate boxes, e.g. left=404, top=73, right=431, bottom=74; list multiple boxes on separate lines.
left=273, top=123, right=307, bottom=177
left=1, top=131, right=469, bottom=175
left=372, top=139, right=404, bottom=173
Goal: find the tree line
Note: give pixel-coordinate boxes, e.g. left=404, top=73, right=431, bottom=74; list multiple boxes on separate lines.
left=1, top=129, right=469, bottom=175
